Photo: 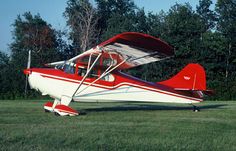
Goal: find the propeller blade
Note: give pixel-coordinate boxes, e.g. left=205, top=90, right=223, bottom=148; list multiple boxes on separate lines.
left=27, top=50, right=31, bottom=69
left=25, top=50, right=31, bottom=96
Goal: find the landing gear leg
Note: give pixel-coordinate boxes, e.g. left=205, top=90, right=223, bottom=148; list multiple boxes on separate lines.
left=54, top=112, right=60, bottom=116
left=44, top=109, right=50, bottom=113
left=193, top=105, right=200, bottom=112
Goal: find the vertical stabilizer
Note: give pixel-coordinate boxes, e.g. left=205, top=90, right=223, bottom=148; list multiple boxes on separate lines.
left=158, top=64, right=206, bottom=91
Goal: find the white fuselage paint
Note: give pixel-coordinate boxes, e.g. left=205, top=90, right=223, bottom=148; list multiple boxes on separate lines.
left=28, top=72, right=202, bottom=104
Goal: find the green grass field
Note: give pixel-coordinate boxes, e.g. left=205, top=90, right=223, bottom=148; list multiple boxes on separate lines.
left=0, top=100, right=236, bottom=151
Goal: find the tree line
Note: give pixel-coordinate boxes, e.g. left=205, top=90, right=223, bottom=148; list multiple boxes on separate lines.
left=0, top=0, right=235, bottom=100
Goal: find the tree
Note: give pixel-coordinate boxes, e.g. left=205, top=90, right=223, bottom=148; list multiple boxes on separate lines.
left=0, top=51, right=9, bottom=67
left=95, top=0, right=136, bottom=40
left=64, top=0, right=99, bottom=53
left=56, top=30, right=75, bottom=60
left=100, top=12, right=137, bottom=40
left=157, top=3, right=202, bottom=80
left=197, top=0, right=216, bottom=33
left=146, top=11, right=167, bottom=38
left=199, top=32, right=229, bottom=99
left=11, top=12, right=60, bottom=67
left=9, top=12, right=60, bottom=98
left=134, top=8, right=149, bottom=33
left=216, top=0, right=236, bottom=78
left=215, top=0, right=236, bottom=99
left=128, top=10, right=169, bottom=82
left=0, top=51, right=12, bottom=99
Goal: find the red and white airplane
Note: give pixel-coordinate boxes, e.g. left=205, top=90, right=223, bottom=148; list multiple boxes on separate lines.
left=24, top=32, right=211, bottom=116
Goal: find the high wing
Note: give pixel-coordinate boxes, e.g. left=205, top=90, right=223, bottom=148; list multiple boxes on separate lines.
left=46, top=32, right=174, bottom=70
left=98, top=32, right=174, bottom=70
left=46, top=48, right=97, bottom=66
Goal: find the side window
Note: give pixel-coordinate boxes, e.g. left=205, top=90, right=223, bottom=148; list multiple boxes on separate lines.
left=102, top=58, right=117, bottom=66
left=78, top=68, right=99, bottom=79
left=78, top=68, right=87, bottom=77
left=88, top=69, right=99, bottom=78
left=101, top=73, right=115, bottom=82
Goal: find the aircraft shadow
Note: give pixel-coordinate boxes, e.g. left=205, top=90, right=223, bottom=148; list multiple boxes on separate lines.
left=78, top=104, right=226, bottom=114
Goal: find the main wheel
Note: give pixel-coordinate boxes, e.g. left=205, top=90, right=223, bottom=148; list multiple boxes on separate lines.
left=44, top=109, right=50, bottom=113
left=54, top=112, right=60, bottom=116
left=193, top=106, right=200, bottom=112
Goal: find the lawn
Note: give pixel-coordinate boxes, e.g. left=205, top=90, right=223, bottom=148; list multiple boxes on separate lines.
left=0, top=100, right=235, bottom=151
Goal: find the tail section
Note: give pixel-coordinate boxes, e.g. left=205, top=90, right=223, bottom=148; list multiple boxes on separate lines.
left=158, top=63, right=206, bottom=91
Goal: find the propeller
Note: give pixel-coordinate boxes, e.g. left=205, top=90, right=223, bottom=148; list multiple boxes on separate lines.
left=27, top=50, right=31, bottom=69
left=24, top=50, right=31, bottom=96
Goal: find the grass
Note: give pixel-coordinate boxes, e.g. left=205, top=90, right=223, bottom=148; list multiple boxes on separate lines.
left=0, top=100, right=236, bottom=151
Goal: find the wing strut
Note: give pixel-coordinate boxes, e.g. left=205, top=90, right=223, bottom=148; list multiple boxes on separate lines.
left=71, top=53, right=102, bottom=98
left=86, top=52, right=93, bottom=73
left=76, top=58, right=127, bottom=96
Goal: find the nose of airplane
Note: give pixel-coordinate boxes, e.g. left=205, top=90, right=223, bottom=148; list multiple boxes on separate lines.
left=23, top=69, right=32, bottom=75
left=23, top=68, right=37, bottom=91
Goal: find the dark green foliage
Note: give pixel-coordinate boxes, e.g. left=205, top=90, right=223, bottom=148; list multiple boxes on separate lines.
left=146, top=11, right=167, bottom=37
left=197, top=0, right=216, bottom=32
left=56, top=30, right=75, bottom=60
left=214, top=0, right=236, bottom=99
left=0, top=52, right=12, bottom=99
left=165, top=3, right=202, bottom=60
left=101, top=12, right=137, bottom=40
left=0, top=12, right=64, bottom=99
left=95, top=0, right=136, bottom=38
left=95, top=0, right=137, bottom=41
left=11, top=12, right=60, bottom=67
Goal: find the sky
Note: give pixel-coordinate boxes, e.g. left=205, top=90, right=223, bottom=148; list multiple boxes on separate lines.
left=0, top=0, right=217, bottom=54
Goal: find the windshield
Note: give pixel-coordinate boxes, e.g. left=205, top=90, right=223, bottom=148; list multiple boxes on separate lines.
left=64, top=64, right=75, bottom=74
left=56, top=62, right=76, bottom=74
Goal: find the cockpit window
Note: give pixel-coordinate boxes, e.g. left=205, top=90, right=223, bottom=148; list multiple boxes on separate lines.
left=101, top=73, right=115, bottom=82
left=102, top=58, right=117, bottom=66
left=81, top=55, right=100, bottom=65
left=55, top=64, right=64, bottom=71
left=78, top=68, right=87, bottom=77
left=89, top=69, right=99, bottom=78
left=64, top=64, right=75, bottom=74
left=77, top=67, right=115, bottom=82
left=78, top=68, right=99, bottom=79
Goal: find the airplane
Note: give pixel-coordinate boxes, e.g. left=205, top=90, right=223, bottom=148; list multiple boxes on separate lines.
left=23, top=32, right=212, bottom=116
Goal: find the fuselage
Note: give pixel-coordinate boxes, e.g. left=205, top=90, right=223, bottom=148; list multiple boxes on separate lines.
left=26, top=67, right=202, bottom=104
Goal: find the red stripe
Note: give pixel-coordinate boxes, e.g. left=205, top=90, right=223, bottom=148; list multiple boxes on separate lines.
left=55, top=105, right=78, bottom=115
left=56, top=109, right=78, bottom=115
left=41, top=74, right=202, bottom=102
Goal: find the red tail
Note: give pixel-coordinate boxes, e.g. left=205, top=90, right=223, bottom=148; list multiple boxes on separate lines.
left=158, top=64, right=206, bottom=91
